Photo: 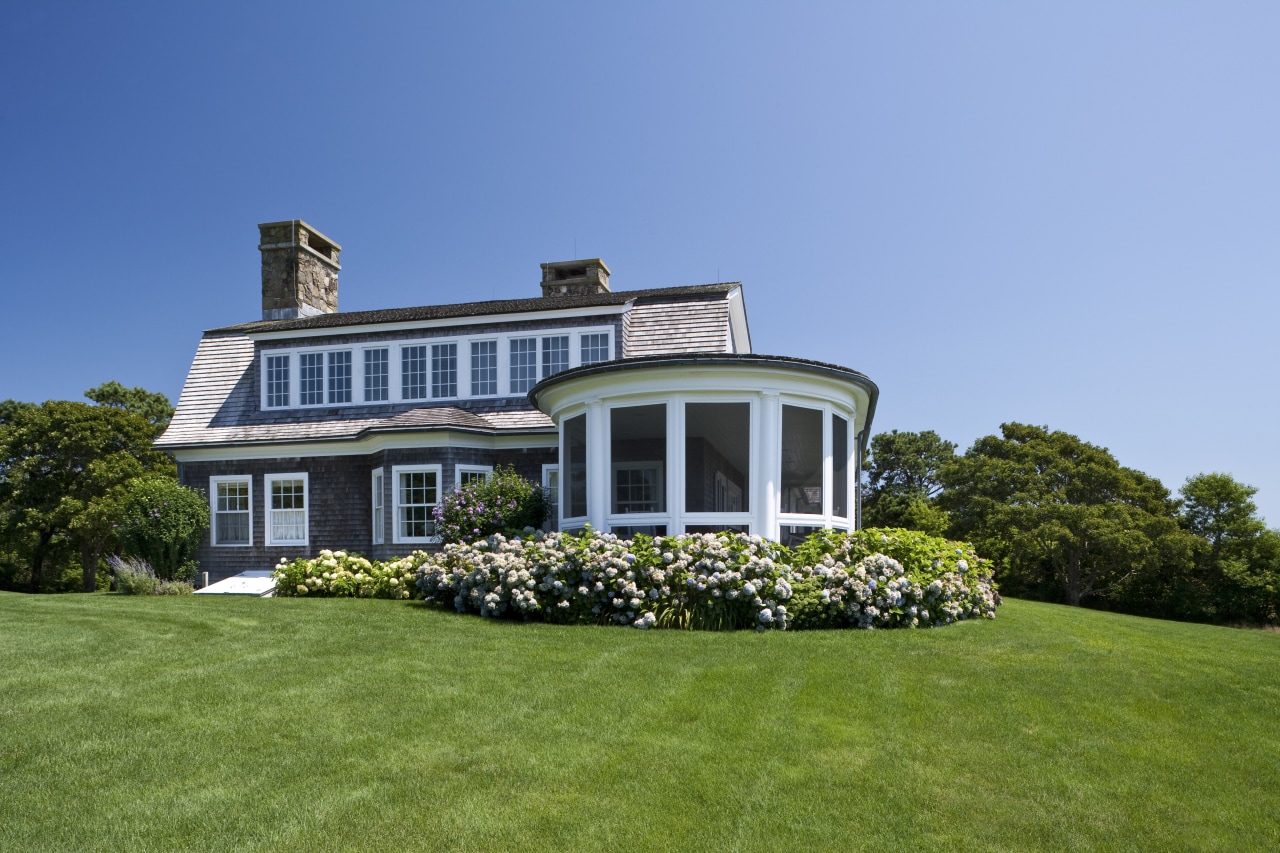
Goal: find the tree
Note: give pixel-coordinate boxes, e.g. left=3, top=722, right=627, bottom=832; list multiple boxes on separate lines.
left=861, top=430, right=956, bottom=531
left=115, top=476, right=209, bottom=581
left=0, top=400, right=174, bottom=592
left=1178, top=473, right=1277, bottom=623
left=939, top=423, right=1192, bottom=607
left=84, top=381, right=174, bottom=434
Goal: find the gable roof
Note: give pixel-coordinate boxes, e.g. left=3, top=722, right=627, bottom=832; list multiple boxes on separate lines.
left=209, top=282, right=740, bottom=336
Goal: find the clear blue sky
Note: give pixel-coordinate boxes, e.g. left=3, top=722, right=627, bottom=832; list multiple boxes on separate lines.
left=3, top=1, right=1277, bottom=524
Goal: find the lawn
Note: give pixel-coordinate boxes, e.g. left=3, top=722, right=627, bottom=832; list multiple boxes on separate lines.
left=1, top=593, right=1276, bottom=852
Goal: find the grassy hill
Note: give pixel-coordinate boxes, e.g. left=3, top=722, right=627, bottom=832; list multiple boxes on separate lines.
left=1, top=593, right=1276, bottom=851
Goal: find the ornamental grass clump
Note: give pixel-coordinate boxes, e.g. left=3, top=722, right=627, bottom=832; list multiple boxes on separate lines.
left=272, top=549, right=422, bottom=599
left=109, top=555, right=194, bottom=595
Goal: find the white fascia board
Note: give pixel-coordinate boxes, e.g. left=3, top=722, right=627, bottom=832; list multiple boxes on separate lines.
left=170, top=430, right=558, bottom=462
left=726, top=287, right=751, bottom=354
left=245, top=303, right=630, bottom=342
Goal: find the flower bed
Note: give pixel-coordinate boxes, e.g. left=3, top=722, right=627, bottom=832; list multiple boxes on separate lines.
left=269, top=529, right=999, bottom=630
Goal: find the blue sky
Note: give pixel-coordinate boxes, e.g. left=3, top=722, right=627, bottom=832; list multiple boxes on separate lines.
left=3, top=1, right=1278, bottom=524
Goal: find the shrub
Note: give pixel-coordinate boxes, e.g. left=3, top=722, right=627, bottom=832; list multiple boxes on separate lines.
left=433, top=466, right=547, bottom=543
left=272, top=549, right=422, bottom=599
left=109, top=555, right=194, bottom=595
left=115, top=477, right=209, bottom=581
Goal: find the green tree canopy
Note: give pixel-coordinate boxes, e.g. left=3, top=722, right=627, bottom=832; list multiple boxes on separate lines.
left=939, top=423, right=1193, bottom=607
left=84, top=381, right=174, bottom=434
left=861, top=430, right=956, bottom=532
left=0, top=399, right=174, bottom=592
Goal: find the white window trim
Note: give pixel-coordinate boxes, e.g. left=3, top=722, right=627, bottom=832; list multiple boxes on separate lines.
left=371, top=467, right=385, bottom=545
left=259, top=326, right=614, bottom=411
left=468, top=338, right=500, bottom=398
left=392, top=464, right=443, bottom=545
left=541, top=464, right=559, bottom=531
left=264, top=473, right=309, bottom=547
left=454, top=464, right=493, bottom=489
left=209, top=475, right=253, bottom=547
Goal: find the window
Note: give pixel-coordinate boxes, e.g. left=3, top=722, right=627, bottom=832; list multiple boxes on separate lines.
left=564, top=414, right=587, bottom=519
left=265, top=354, right=290, bottom=408
left=685, top=402, right=750, bottom=513
left=265, top=474, right=308, bottom=546
left=432, top=343, right=457, bottom=398
left=210, top=477, right=251, bottom=546
left=372, top=468, right=384, bottom=545
left=402, top=345, right=428, bottom=400
left=580, top=333, right=610, bottom=365
left=328, top=351, right=352, bottom=404
left=394, top=466, right=440, bottom=543
left=610, top=404, right=666, bottom=514
left=833, top=413, right=849, bottom=518
left=470, top=341, right=497, bottom=396
left=510, top=337, right=538, bottom=394
left=542, top=464, right=559, bottom=529
left=542, top=335, right=569, bottom=378
left=364, top=348, right=389, bottom=402
left=456, top=465, right=492, bottom=487
left=299, top=353, right=324, bottom=406
left=781, top=405, right=824, bottom=515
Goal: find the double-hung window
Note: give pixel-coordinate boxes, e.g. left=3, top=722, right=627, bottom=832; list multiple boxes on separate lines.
left=580, top=333, right=610, bottom=365
left=265, top=354, right=290, bottom=408
left=210, top=477, right=251, bottom=546
left=510, top=338, right=538, bottom=394
left=456, top=465, right=492, bottom=487
left=470, top=341, right=497, bottom=396
left=299, top=353, right=324, bottom=406
left=402, top=345, right=428, bottom=400
left=542, top=335, right=569, bottom=378
left=328, top=351, right=352, bottom=404
left=394, top=466, right=440, bottom=543
left=431, top=343, right=457, bottom=398
left=364, top=348, right=389, bottom=402
left=265, top=473, right=308, bottom=546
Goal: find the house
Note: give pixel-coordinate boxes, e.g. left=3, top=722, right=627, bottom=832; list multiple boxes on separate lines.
left=157, top=221, right=878, bottom=584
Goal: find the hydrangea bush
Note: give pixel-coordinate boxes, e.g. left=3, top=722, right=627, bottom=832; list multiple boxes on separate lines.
left=272, top=549, right=422, bottom=599
left=415, top=528, right=998, bottom=630
left=433, top=465, right=547, bottom=543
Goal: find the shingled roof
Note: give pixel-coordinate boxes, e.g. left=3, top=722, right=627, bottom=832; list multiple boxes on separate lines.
left=210, top=282, right=740, bottom=336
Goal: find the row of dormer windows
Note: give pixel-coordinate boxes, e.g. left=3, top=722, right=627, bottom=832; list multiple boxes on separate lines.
left=260, top=327, right=613, bottom=410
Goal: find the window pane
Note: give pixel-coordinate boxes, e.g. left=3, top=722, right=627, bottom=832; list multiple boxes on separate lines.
left=510, top=337, right=538, bottom=394
left=565, top=414, right=587, bottom=518
left=685, top=403, right=750, bottom=512
left=470, top=341, right=497, bottom=396
left=611, top=404, right=666, bottom=514
left=266, top=354, right=290, bottom=408
left=216, top=512, right=249, bottom=544
left=299, top=353, right=324, bottom=405
left=364, top=348, right=389, bottom=402
left=269, top=478, right=306, bottom=543
left=397, top=470, right=438, bottom=539
left=432, top=343, right=457, bottom=398
left=327, top=351, right=352, bottom=404
left=541, top=335, right=569, bottom=378
left=580, top=333, right=610, bottom=365
left=372, top=471, right=384, bottom=544
left=833, top=414, right=849, bottom=518
left=402, top=346, right=428, bottom=399
left=781, top=405, right=823, bottom=515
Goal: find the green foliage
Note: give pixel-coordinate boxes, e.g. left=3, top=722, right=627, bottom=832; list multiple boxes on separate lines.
left=939, top=422, right=1190, bottom=608
left=115, top=477, right=210, bottom=582
left=861, top=430, right=956, bottom=531
left=433, top=465, right=548, bottom=543
left=272, top=549, right=421, bottom=599
left=84, top=381, right=174, bottom=435
left=0, top=398, right=174, bottom=592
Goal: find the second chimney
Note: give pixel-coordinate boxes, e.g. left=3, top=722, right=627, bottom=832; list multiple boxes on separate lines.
left=540, top=258, right=611, bottom=298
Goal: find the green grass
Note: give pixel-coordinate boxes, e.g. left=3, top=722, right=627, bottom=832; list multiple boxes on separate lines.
left=1, top=594, right=1277, bottom=852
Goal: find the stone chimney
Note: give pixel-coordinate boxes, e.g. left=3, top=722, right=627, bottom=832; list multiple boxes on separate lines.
left=259, top=220, right=341, bottom=320
left=540, top=258, right=611, bottom=298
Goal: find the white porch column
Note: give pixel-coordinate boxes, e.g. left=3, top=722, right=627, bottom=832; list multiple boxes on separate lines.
left=758, top=391, right=780, bottom=541
left=586, top=399, right=608, bottom=532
